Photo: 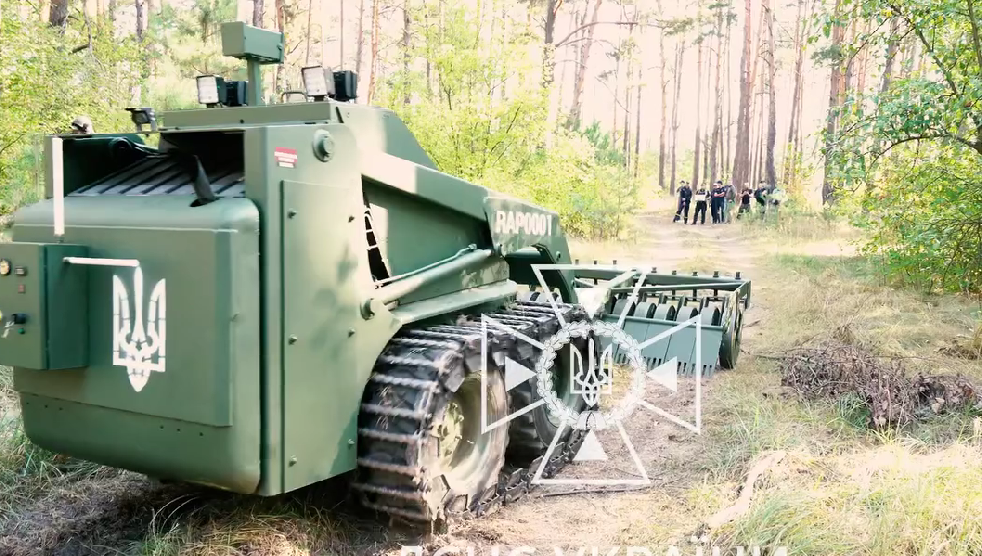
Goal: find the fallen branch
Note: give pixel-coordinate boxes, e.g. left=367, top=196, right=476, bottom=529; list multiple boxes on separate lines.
left=538, top=485, right=652, bottom=498
left=780, top=341, right=981, bottom=429
left=702, top=450, right=786, bottom=530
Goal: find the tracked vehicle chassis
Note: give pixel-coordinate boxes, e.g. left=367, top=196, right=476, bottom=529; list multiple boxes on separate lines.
left=354, top=298, right=594, bottom=524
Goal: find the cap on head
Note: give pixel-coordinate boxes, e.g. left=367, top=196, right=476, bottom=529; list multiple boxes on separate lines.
left=70, top=116, right=94, bottom=134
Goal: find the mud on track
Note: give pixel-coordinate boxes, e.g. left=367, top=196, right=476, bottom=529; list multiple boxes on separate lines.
left=0, top=209, right=764, bottom=555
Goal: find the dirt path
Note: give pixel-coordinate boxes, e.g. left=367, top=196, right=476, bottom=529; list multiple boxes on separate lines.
left=0, top=207, right=769, bottom=556
left=434, top=210, right=766, bottom=553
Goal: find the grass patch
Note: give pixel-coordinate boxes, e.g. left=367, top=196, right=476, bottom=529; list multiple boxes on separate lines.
left=1, top=209, right=981, bottom=555
left=708, top=441, right=982, bottom=556
left=659, top=223, right=982, bottom=556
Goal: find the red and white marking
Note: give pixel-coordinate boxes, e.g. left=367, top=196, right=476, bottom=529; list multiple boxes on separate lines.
left=274, top=147, right=298, bottom=168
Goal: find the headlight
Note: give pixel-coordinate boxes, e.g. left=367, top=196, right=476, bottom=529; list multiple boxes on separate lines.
left=196, top=75, right=222, bottom=105
left=301, top=65, right=335, bottom=99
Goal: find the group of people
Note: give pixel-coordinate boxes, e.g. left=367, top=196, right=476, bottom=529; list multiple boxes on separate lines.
left=673, top=179, right=785, bottom=225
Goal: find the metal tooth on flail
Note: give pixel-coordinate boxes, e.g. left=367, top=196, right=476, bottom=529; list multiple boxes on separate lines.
left=352, top=299, right=592, bottom=525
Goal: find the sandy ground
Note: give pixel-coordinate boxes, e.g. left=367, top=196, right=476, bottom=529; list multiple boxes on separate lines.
left=0, top=206, right=769, bottom=556
left=429, top=211, right=764, bottom=553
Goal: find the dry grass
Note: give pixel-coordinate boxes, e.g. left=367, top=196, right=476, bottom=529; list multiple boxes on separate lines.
left=1, top=212, right=982, bottom=555
left=637, top=237, right=982, bottom=556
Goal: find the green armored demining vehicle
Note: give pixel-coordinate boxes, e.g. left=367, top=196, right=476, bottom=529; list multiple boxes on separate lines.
left=0, top=22, right=750, bottom=525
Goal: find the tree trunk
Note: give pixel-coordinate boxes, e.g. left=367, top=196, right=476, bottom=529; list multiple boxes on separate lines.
left=543, top=0, right=559, bottom=147
left=702, top=45, right=711, bottom=183
left=49, top=0, right=67, bottom=29
left=557, top=4, right=580, bottom=114
left=856, top=19, right=870, bottom=99
left=569, top=0, right=603, bottom=129
left=634, top=63, right=643, bottom=178
left=253, top=0, right=264, bottom=27
left=731, top=0, right=752, bottom=190
left=793, top=0, right=813, bottom=171
left=692, top=6, right=703, bottom=190
left=764, top=0, right=776, bottom=186
left=724, top=10, right=732, bottom=178
left=402, top=0, right=411, bottom=104
left=873, top=17, right=899, bottom=155
left=274, top=0, right=286, bottom=98
left=367, top=0, right=379, bottom=103
left=623, top=54, right=632, bottom=164
left=622, top=10, right=637, bottom=162
left=670, top=41, right=685, bottom=195
left=784, top=0, right=805, bottom=186
left=305, top=0, right=313, bottom=63
left=754, top=94, right=765, bottom=185
left=709, top=6, right=722, bottom=183
left=658, top=3, right=668, bottom=191
left=356, top=0, right=365, bottom=82
left=843, top=4, right=858, bottom=97
left=613, top=52, right=621, bottom=141
left=822, top=0, right=845, bottom=205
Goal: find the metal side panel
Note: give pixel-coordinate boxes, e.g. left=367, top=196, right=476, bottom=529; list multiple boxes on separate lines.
left=12, top=196, right=262, bottom=493
left=279, top=175, right=401, bottom=492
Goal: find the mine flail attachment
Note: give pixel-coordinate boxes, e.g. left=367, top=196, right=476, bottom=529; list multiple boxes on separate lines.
left=569, top=264, right=752, bottom=378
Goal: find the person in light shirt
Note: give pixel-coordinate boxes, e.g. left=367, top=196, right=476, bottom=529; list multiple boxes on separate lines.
left=692, top=184, right=710, bottom=225
left=70, top=116, right=94, bottom=134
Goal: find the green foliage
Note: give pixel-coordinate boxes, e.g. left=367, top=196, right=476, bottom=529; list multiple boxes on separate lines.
left=373, top=0, right=643, bottom=239
left=850, top=145, right=982, bottom=294
left=0, top=0, right=642, bottom=239
left=818, top=0, right=982, bottom=294
left=0, top=6, right=142, bottom=197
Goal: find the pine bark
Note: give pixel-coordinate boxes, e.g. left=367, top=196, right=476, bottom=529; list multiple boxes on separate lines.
left=822, top=0, right=845, bottom=205
left=367, top=0, right=379, bottom=103
left=402, top=0, right=411, bottom=104
left=731, top=0, right=752, bottom=189
left=764, top=0, right=776, bottom=186
left=692, top=5, right=703, bottom=189
left=634, top=63, right=643, bottom=177
left=658, top=2, right=668, bottom=191
left=784, top=0, right=805, bottom=185
left=569, top=0, right=603, bottom=128
left=254, top=0, right=264, bottom=26
left=670, top=41, right=685, bottom=195
left=49, top=0, right=67, bottom=29
left=356, top=0, right=365, bottom=76
left=709, top=5, right=722, bottom=183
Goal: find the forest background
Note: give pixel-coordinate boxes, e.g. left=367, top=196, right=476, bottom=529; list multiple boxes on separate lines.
left=1, top=0, right=980, bottom=295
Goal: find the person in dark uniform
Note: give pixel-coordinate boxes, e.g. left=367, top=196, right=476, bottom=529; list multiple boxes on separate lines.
left=673, top=180, right=692, bottom=223
left=754, top=181, right=769, bottom=217
left=737, top=186, right=752, bottom=219
left=710, top=180, right=725, bottom=224
left=692, top=184, right=709, bottom=225
left=724, top=183, right=736, bottom=223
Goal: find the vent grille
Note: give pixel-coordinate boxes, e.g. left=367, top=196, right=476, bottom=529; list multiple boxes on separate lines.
left=70, top=156, right=245, bottom=197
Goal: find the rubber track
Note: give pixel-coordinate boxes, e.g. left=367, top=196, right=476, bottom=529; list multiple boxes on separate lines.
left=352, top=299, right=592, bottom=524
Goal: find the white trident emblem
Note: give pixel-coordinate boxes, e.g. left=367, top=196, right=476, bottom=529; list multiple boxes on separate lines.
left=112, top=266, right=166, bottom=392
left=569, top=337, right=615, bottom=406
